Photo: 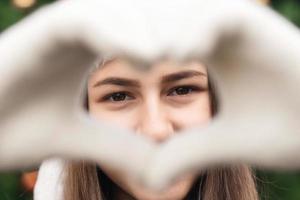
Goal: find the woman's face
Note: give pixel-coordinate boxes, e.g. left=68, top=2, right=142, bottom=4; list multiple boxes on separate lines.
left=88, top=58, right=211, bottom=200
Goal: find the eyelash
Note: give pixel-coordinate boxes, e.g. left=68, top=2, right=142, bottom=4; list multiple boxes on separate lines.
left=100, top=85, right=206, bottom=103
left=101, top=91, right=134, bottom=102
left=167, top=85, right=204, bottom=96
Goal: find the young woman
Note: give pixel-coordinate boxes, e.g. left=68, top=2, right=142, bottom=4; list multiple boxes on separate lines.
left=62, top=58, right=258, bottom=200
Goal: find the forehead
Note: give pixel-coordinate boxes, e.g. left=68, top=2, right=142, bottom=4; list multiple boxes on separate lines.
left=89, top=58, right=207, bottom=83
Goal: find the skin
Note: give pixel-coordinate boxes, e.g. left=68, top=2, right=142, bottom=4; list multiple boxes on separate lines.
left=87, top=58, right=211, bottom=200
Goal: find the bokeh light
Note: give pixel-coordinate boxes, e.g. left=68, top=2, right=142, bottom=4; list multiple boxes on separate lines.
left=12, top=0, right=36, bottom=9
left=258, top=0, right=270, bottom=4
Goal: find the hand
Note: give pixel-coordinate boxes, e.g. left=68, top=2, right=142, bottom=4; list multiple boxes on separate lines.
left=144, top=0, right=300, bottom=190
left=0, top=0, right=159, bottom=177
left=1, top=0, right=300, bottom=192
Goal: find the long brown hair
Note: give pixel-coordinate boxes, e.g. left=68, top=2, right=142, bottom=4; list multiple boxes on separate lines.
left=64, top=163, right=258, bottom=200
left=63, top=69, right=258, bottom=200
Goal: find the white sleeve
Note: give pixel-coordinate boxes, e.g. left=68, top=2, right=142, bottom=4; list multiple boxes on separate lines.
left=34, top=158, right=66, bottom=200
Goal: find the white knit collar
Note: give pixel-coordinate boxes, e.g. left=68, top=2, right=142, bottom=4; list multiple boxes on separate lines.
left=34, top=158, right=65, bottom=200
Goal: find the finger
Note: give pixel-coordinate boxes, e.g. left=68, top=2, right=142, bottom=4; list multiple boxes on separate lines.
left=48, top=0, right=162, bottom=62
left=52, top=116, right=157, bottom=179
left=144, top=1, right=300, bottom=190
left=0, top=33, right=95, bottom=170
left=145, top=119, right=300, bottom=191
left=0, top=0, right=160, bottom=170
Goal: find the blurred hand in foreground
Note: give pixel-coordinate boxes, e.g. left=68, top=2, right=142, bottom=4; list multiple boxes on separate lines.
left=0, top=0, right=299, bottom=192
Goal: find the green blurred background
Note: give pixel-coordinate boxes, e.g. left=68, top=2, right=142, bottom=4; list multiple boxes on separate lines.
left=0, top=0, right=300, bottom=199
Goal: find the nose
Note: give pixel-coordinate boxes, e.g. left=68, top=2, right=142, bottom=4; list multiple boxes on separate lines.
left=136, top=98, right=174, bottom=143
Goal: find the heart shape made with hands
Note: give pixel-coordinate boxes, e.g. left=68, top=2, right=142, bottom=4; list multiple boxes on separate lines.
left=1, top=0, right=300, bottom=191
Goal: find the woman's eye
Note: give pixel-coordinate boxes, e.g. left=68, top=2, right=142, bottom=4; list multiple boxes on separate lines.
left=167, top=86, right=202, bottom=96
left=103, top=92, right=134, bottom=102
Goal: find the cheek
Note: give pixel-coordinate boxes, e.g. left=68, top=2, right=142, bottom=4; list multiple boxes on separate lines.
left=88, top=103, right=138, bottom=130
left=171, top=95, right=211, bottom=129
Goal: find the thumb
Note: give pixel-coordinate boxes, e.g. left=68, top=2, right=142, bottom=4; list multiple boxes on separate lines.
left=53, top=116, right=157, bottom=179
left=144, top=120, right=300, bottom=191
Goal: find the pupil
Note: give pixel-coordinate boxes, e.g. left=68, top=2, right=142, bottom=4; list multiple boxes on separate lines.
left=112, top=93, right=126, bottom=101
left=176, top=87, right=190, bottom=95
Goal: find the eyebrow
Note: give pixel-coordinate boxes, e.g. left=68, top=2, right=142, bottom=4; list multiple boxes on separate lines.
left=93, top=70, right=206, bottom=88
left=161, top=70, right=207, bottom=84
left=93, top=77, right=141, bottom=88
